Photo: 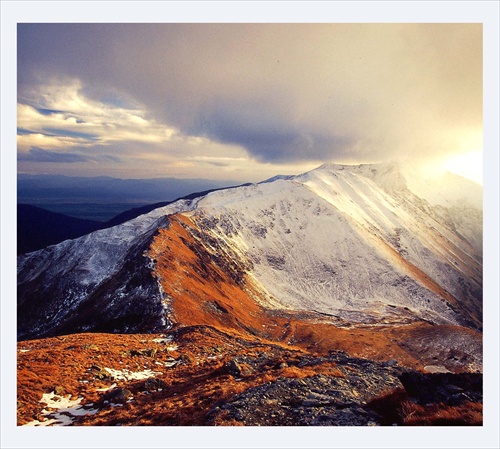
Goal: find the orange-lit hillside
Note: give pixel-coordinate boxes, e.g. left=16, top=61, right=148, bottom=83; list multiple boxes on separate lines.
left=17, top=214, right=483, bottom=427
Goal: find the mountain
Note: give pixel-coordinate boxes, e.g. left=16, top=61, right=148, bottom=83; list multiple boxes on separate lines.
left=17, top=163, right=482, bottom=362
left=17, top=204, right=103, bottom=255
left=17, top=185, right=250, bottom=255
left=17, top=174, right=237, bottom=221
left=16, top=162, right=484, bottom=427
left=105, top=183, right=251, bottom=227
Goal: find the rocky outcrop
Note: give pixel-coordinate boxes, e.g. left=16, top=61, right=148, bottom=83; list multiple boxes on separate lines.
left=208, top=352, right=405, bottom=426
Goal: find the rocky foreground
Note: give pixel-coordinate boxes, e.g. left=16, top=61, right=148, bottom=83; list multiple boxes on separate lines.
left=17, top=325, right=482, bottom=426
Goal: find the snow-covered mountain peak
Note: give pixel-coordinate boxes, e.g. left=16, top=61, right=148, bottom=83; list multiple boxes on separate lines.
left=297, top=161, right=482, bottom=211
left=301, top=162, right=408, bottom=191
left=17, top=160, right=483, bottom=340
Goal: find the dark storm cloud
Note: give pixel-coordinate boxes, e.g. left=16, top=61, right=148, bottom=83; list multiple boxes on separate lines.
left=18, top=147, right=89, bottom=163
left=17, top=23, right=483, bottom=170
left=195, top=102, right=352, bottom=162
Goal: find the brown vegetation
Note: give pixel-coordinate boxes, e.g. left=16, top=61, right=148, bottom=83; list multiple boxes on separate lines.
left=17, top=325, right=342, bottom=426
left=367, top=388, right=483, bottom=426
left=17, top=213, right=482, bottom=426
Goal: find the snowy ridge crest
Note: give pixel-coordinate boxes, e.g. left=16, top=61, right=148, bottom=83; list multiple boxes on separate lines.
left=17, top=162, right=483, bottom=339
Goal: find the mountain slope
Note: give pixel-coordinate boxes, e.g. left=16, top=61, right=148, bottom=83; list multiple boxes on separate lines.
left=17, top=163, right=482, bottom=342
left=16, top=327, right=482, bottom=426
left=187, top=164, right=482, bottom=329
left=17, top=204, right=102, bottom=254
left=18, top=185, right=250, bottom=255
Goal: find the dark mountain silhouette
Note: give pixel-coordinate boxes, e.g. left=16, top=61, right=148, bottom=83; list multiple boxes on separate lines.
left=18, top=185, right=251, bottom=254
left=17, top=204, right=102, bottom=255
left=106, top=184, right=251, bottom=227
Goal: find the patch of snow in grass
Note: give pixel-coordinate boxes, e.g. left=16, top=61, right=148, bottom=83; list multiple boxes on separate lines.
left=104, top=367, right=162, bottom=381
left=96, top=383, right=117, bottom=392
left=23, top=392, right=98, bottom=426
left=424, top=365, right=452, bottom=373
left=152, top=336, right=178, bottom=351
left=152, top=335, right=173, bottom=343
left=159, top=359, right=178, bottom=368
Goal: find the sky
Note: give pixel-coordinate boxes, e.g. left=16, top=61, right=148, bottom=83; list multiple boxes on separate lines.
left=17, top=23, right=483, bottom=183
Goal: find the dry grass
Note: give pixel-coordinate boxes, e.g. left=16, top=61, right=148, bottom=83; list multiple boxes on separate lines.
left=17, top=213, right=482, bottom=427
left=147, top=214, right=462, bottom=371
left=367, top=388, right=483, bottom=426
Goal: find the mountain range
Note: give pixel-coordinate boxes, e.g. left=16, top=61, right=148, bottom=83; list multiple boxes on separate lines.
left=17, top=174, right=237, bottom=221
left=16, top=162, right=483, bottom=426
left=17, top=184, right=245, bottom=254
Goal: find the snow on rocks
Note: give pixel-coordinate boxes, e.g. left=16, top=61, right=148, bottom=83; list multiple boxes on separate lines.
left=23, top=366, right=165, bottom=425
left=23, top=392, right=98, bottom=426
left=191, top=163, right=482, bottom=329
left=103, top=367, right=162, bottom=382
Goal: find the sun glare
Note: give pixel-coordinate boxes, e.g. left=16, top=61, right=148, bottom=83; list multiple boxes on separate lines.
left=441, top=151, right=483, bottom=185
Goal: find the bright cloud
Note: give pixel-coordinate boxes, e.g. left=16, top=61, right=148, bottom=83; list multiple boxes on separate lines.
left=441, top=150, right=483, bottom=185
left=17, top=23, right=483, bottom=182
left=17, top=80, right=178, bottom=150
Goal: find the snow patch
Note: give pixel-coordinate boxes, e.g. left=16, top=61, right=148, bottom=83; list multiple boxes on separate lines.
left=424, top=365, right=452, bottom=374
left=104, top=367, right=162, bottom=381
left=23, top=392, right=98, bottom=426
left=152, top=335, right=174, bottom=344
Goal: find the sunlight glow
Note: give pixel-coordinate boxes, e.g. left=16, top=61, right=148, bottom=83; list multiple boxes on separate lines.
left=441, top=150, right=483, bottom=185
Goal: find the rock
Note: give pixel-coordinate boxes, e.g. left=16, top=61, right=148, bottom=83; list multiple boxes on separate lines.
left=179, top=354, right=195, bottom=365
left=104, top=387, right=133, bottom=404
left=302, top=398, right=332, bottom=407
left=82, top=344, right=99, bottom=351
left=446, top=384, right=464, bottom=394
left=128, top=348, right=157, bottom=358
left=89, top=365, right=111, bottom=380
left=226, top=360, right=243, bottom=377
left=398, top=371, right=482, bottom=405
left=232, top=409, right=244, bottom=421
left=208, top=351, right=409, bottom=426
left=144, top=378, right=166, bottom=392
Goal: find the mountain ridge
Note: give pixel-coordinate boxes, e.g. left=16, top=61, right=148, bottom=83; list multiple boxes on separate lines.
left=17, top=162, right=482, bottom=343
left=16, top=161, right=484, bottom=428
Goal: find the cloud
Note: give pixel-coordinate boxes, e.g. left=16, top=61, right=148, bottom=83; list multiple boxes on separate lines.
left=43, top=128, right=100, bottom=141
left=17, top=82, right=178, bottom=147
left=17, top=23, right=483, bottom=179
left=17, top=132, right=93, bottom=152
left=18, top=147, right=89, bottom=163
left=192, top=99, right=354, bottom=163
